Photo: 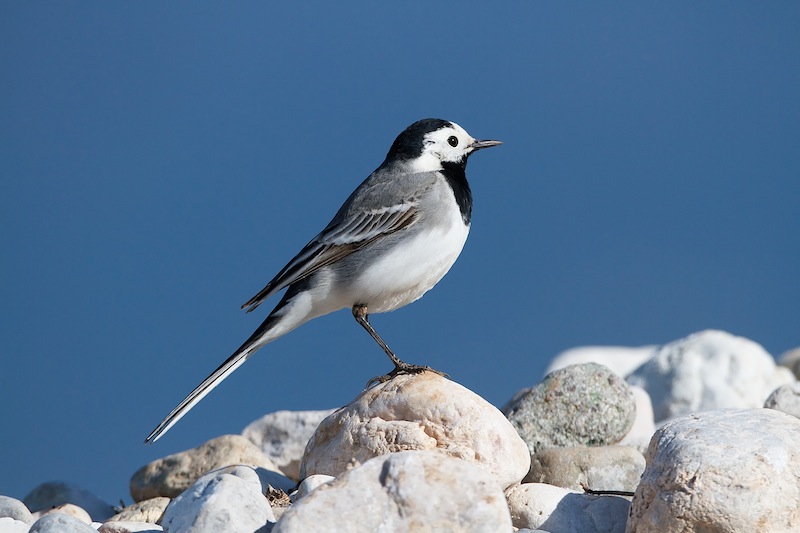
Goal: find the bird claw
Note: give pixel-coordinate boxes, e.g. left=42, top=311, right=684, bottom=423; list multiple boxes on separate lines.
left=365, top=363, right=449, bottom=389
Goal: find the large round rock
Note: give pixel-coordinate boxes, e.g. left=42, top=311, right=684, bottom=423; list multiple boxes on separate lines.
left=627, top=408, right=800, bottom=532
left=503, top=363, right=635, bottom=454
left=300, top=372, right=530, bottom=489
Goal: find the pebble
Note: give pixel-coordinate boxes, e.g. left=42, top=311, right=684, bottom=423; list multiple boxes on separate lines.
left=0, top=517, right=31, bottom=533
left=503, top=363, right=636, bottom=454
left=627, top=408, right=800, bottom=532
left=291, top=475, right=335, bottom=501
left=0, top=496, right=33, bottom=525
left=243, top=409, right=336, bottom=480
left=276, top=450, right=512, bottom=532
left=778, top=346, right=800, bottom=379
left=107, top=497, right=170, bottom=524
left=23, top=482, right=115, bottom=522
left=627, top=329, right=794, bottom=422
left=301, top=371, right=530, bottom=489
left=97, top=521, right=163, bottom=532
left=32, top=504, right=92, bottom=524
left=506, top=483, right=629, bottom=533
left=28, top=513, right=96, bottom=533
left=764, top=381, right=800, bottom=419
left=130, top=434, right=285, bottom=501
left=160, top=465, right=275, bottom=533
left=525, top=445, right=645, bottom=493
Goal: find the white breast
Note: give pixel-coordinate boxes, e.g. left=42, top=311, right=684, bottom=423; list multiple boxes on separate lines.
left=353, top=211, right=470, bottom=314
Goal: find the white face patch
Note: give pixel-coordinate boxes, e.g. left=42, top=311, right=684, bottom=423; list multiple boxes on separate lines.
left=407, top=122, right=477, bottom=172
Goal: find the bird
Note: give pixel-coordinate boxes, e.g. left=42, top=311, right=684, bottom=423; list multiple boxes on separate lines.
left=145, top=118, right=501, bottom=443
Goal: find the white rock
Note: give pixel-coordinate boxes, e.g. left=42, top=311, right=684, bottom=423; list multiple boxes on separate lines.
left=292, top=475, right=335, bottom=501
left=546, top=345, right=656, bottom=378
left=0, top=496, right=33, bottom=525
left=161, top=465, right=275, bottom=533
left=107, top=498, right=170, bottom=524
left=301, top=372, right=530, bottom=489
left=778, top=347, right=800, bottom=379
left=506, top=483, right=629, bottom=533
left=32, top=504, right=91, bottom=525
left=275, top=450, right=512, bottom=532
left=98, top=521, right=163, bottom=532
left=243, top=409, right=336, bottom=480
left=130, top=434, right=281, bottom=501
left=764, top=382, right=800, bottom=418
left=617, top=385, right=656, bottom=453
left=28, top=513, right=96, bottom=533
left=626, top=330, right=794, bottom=422
left=23, top=482, right=115, bottom=522
left=0, top=516, right=30, bottom=533
left=525, top=446, right=645, bottom=493
left=627, top=408, right=800, bottom=532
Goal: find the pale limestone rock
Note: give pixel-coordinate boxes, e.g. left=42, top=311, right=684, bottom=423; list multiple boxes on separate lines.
left=764, top=381, right=800, bottom=418
left=503, top=363, right=635, bottom=454
left=160, top=465, right=275, bottom=533
left=107, top=498, right=170, bottom=524
left=627, top=330, right=794, bottom=422
left=130, top=434, right=280, bottom=501
left=276, top=451, right=511, bottom=532
left=98, top=521, right=163, bottom=532
left=617, top=385, right=655, bottom=453
left=243, top=409, right=336, bottom=480
left=28, top=513, right=96, bottom=533
left=301, top=372, right=530, bottom=489
left=506, top=483, right=629, bottom=533
left=23, top=482, right=115, bottom=521
left=292, top=475, right=335, bottom=501
left=627, top=408, right=800, bottom=532
left=545, top=345, right=656, bottom=378
left=0, top=496, right=33, bottom=524
left=0, top=516, right=30, bottom=533
left=525, top=446, right=644, bottom=493
left=32, top=504, right=91, bottom=525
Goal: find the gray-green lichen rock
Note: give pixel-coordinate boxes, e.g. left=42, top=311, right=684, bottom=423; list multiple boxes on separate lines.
left=503, top=363, right=636, bottom=454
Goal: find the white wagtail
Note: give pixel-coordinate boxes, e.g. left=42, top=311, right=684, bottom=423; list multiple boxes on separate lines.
left=145, top=118, right=501, bottom=443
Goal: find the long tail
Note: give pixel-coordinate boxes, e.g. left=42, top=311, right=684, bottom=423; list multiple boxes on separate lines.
left=145, top=284, right=317, bottom=444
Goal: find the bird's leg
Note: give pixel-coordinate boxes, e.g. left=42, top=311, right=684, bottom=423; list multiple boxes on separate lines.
left=351, top=304, right=448, bottom=387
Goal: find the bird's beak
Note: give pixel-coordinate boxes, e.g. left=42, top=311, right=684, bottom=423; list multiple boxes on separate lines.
left=470, top=139, right=502, bottom=152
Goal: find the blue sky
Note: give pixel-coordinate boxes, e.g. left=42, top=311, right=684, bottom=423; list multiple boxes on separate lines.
left=2, top=3, right=798, bottom=503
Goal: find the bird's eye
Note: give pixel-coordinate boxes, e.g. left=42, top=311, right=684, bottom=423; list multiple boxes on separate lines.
left=447, top=136, right=459, bottom=147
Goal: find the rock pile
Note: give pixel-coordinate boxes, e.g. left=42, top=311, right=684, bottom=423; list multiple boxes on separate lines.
left=2, top=329, right=798, bottom=532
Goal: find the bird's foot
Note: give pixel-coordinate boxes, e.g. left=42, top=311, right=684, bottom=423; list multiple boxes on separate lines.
left=365, top=362, right=448, bottom=389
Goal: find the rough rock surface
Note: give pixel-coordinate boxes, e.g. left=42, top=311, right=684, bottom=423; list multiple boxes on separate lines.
left=28, top=513, right=97, bottom=533
left=276, top=451, right=512, bottom=532
left=627, top=329, right=794, bottom=422
left=627, top=408, right=800, bottom=532
left=130, top=434, right=280, bottom=501
left=545, top=345, right=656, bottom=378
left=98, top=521, right=164, bottom=532
left=506, top=483, right=629, bottom=533
left=0, top=517, right=31, bottom=533
left=525, top=446, right=645, bottom=493
left=764, top=382, right=800, bottom=419
left=0, top=496, right=33, bottom=524
left=108, top=498, right=170, bottom=524
left=160, top=465, right=275, bottom=533
left=301, top=372, right=530, bottom=489
left=23, top=482, right=115, bottom=522
left=503, top=363, right=636, bottom=454
left=243, top=409, right=336, bottom=480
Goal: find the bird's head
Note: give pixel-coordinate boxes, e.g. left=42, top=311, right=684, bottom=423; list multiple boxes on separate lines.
left=383, top=118, right=501, bottom=172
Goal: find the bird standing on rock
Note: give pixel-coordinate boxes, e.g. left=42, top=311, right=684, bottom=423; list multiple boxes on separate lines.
left=145, top=118, right=501, bottom=443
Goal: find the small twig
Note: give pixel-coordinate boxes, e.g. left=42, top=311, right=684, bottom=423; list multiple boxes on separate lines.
left=579, top=482, right=635, bottom=497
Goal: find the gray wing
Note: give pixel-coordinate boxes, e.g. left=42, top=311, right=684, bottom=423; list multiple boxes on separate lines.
left=241, top=170, right=438, bottom=312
